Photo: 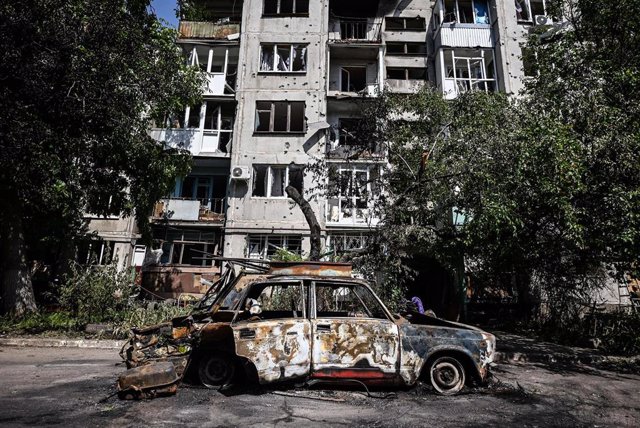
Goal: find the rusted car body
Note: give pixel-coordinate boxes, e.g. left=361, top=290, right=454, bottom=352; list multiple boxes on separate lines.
left=121, top=262, right=496, bottom=395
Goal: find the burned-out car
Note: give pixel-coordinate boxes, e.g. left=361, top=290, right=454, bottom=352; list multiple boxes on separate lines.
left=120, top=262, right=495, bottom=396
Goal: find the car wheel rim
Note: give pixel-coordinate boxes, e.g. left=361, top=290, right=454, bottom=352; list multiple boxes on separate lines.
left=430, top=357, right=465, bottom=395
left=200, top=355, right=234, bottom=387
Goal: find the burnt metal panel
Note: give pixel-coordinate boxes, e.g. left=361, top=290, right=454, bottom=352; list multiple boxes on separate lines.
left=269, top=261, right=352, bottom=277
left=233, top=319, right=312, bottom=383
left=178, top=21, right=240, bottom=39
left=311, top=319, right=399, bottom=377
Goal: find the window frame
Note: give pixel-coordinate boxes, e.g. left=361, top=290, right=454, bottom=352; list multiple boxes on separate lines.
left=386, top=67, right=428, bottom=80
left=247, top=235, right=303, bottom=260
left=252, top=164, right=304, bottom=198
left=262, top=0, right=310, bottom=17
left=384, top=16, right=426, bottom=31
left=254, top=101, right=306, bottom=134
left=515, top=0, right=547, bottom=23
left=441, top=0, right=491, bottom=25
left=326, top=164, right=381, bottom=225
left=259, top=43, right=308, bottom=73
left=443, top=49, right=497, bottom=95
left=385, top=42, right=428, bottom=56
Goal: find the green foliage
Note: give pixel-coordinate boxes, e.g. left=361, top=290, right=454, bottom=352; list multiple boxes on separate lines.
left=271, top=248, right=305, bottom=262
left=111, top=302, right=191, bottom=339
left=59, top=260, right=136, bottom=325
left=0, top=311, right=78, bottom=335
left=0, top=0, right=203, bottom=313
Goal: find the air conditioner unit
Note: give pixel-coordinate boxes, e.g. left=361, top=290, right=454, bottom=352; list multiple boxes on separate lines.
left=231, top=166, right=250, bottom=180
left=534, top=15, right=553, bottom=26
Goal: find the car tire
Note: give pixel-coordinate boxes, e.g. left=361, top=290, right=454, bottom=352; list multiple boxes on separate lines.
left=198, top=352, right=236, bottom=388
left=429, top=356, right=466, bottom=395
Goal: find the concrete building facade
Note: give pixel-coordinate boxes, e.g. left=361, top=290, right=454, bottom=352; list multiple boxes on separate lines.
left=86, top=0, right=558, bottom=297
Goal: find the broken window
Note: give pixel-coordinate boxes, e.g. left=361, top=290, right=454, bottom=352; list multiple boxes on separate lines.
left=385, top=17, right=426, bottom=31
left=444, top=49, right=496, bottom=94
left=156, top=229, right=220, bottom=266
left=203, top=102, right=234, bottom=152
left=340, top=67, right=367, bottom=92
left=338, top=118, right=360, bottom=146
left=177, top=175, right=226, bottom=212
left=386, top=42, right=427, bottom=55
left=252, top=164, right=304, bottom=198
left=247, top=235, right=303, bottom=259
left=442, top=0, right=490, bottom=24
left=386, top=67, right=427, bottom=80
left=327, top=164, right=381, bottom=224
left=254, top=101, right=306, bottom=133
left=260, top=44, right=307, bottom=72
left=76, top=239, right=116, bottom=265
left=515, top=0, right=546, bottom=22
left=238, top=282, right=305, bottom=320
left=326, top=233, right=372, bottom=256
left=186, top=104, right=202, bottom=128
left=315, top=282, right=387, bottom=319
left=263, top=0, right=309, bottom=16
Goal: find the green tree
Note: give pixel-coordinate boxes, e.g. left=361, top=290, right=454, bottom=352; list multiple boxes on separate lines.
left=0, top=0, right=203, bottom=316
left=354, top=2, right=640, bottom=322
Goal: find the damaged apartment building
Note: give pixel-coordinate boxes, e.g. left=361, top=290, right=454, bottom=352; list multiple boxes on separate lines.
left=84, top=0, right=554, bottom=298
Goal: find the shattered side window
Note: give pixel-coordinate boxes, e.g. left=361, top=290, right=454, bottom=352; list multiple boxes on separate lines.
left=238, top=282, right=305, bottom=320
left=315, top=283, right=388, bottom=319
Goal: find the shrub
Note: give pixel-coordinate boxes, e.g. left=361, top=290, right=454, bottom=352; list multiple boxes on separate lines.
left=59, top=259, right=136, bottom=325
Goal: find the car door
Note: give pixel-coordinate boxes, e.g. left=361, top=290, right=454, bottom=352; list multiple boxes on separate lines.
left=310, top=281, right=400, bottom=381
left=232, top=281, right=311, bottom=383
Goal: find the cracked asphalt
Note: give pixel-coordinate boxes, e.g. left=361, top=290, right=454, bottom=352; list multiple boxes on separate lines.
left=0, top=346, right=638, bottom=427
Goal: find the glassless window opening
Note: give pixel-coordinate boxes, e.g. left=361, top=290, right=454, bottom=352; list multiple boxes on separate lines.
left=515, top=0, right=546, bottom=22
left=315, top=283, right=388, bottom=319
left=237, top=283, right=305, bottom=321
left=386, top=67, right=427, bottom=80
left=442, top=0, right=490, bottom=24
left=252, top=164, right=304, bottom=197
left=386, top=42, right=427, bottom=55
left=247, top=235, right=303, bottom=259
left=385, top=17, right=426, bottom=31
left=337, top=118, right=360, bottom=146
left=326, top=233, right=372, bottom=255
left=179, top=175, right=226, bottom=213
left=263, top=0, right=309, bottom=16
left=260, top=44, right=307, bottom=72
left=203, top=102, right=234, bottom=153
left=444, top=49, right=496, bottom=94
left=340, top=67, right=367, bottom=92
left=255, top=101, right=305, bottom=133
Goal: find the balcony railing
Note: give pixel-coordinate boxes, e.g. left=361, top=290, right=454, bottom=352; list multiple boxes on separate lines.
left=329, top=19, right=382, bottom=43
left=152, top=198, right=225, bottom=222
left=433, top=24, right=493, bottom=49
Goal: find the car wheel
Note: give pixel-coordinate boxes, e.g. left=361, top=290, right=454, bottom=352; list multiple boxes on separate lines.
left=429, top=356, right=466, bottom=395
left=198, top=353, right=236, bottom=388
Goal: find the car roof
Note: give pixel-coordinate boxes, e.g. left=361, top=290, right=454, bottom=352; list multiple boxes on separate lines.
left=257, top=275, right=371, bottom=286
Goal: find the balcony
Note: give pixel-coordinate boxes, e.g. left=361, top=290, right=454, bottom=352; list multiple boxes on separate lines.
left=178, top=21, right=240, bottom=40
left=329, top=18, right=382, bottom=44
left=433, top=24, right=493, bottom=49
left=152, top=198, right=225, bottom=223
left=150, top=128, right=231, bottom=156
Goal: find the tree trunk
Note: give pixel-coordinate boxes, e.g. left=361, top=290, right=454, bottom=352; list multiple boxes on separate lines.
left=1, top=201, right=37, bottom=316
left=285, top=185, right=322, bottom=261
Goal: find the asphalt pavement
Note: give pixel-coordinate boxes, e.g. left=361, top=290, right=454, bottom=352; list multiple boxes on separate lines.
left=0, top=346, right=638, bottom=427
